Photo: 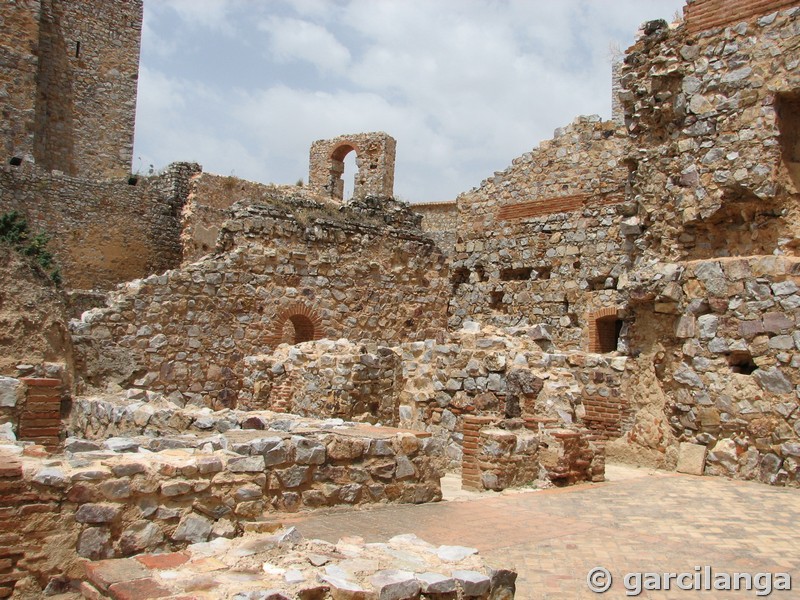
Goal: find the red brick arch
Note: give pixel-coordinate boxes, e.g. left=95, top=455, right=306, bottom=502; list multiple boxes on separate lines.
left=264, top=303, right=325, bottom=348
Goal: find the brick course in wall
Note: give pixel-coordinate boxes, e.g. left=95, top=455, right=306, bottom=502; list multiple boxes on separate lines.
left=684, top=0, right=800, bottom=34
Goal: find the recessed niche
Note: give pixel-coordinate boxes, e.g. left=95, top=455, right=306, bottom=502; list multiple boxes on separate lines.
left=727, top=351, right=757, bottom=375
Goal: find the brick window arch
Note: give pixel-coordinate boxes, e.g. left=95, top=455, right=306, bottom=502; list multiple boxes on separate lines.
left=587, top=307, right=623, bottom=353
left=265, top=304, right=325, bottom=348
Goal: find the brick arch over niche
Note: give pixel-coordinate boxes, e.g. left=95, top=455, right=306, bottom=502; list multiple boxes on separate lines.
left=587, top=307, right=623, bottom=353
left=308, top=132, right=396, bottom=202
left=264, top=304, right=325, bottom=347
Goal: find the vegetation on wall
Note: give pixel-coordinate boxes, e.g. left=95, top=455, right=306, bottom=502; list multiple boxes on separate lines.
left=0, top=211, right=61, bottom=284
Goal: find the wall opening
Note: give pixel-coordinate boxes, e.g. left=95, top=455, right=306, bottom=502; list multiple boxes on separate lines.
left=329, top=144, right=357, bottom=201
left=596, top=316, right=622, bottom=353
left=728, top=351, right=757, bottom=375
left=489, top=291, right=505, bottom=311
left=500, top=267, right=533, bottom=281
left=281, top=314, right=316, bottom=345
left=451, top=267, right=469, bottom=293
left=777, top=93, right=800, bottom=190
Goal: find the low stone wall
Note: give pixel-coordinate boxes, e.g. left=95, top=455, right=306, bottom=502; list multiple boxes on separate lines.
left=0, top=416, right=441, bottom=594
left=461, top=416, right=603, bottom=491
left=79, top=530, right=517, bottom=599
left=0, top=376, right=65, bottom=450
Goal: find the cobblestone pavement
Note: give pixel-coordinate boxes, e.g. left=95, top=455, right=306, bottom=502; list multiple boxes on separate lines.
left=281, top=466, right=800, bottom=599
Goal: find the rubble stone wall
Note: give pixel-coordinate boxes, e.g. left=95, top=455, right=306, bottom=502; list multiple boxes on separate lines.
left=0, top=421, right=441, bottom=593
left=620, top=6, right=800, bottom=262
left=239, top=329, right=622, bottom=479
left=619, top=257, right=800, bottom=485
left=0, top=0, right=40, bottom=164
left=33, top=0, right=142, bottom=178
left=71, top=202, right=449, bottom=406
left=0, top=163, right=197, bottom=290
left=450, top=117, right=633, bottom=350
left=414, top=201, right=458, bottom=256
left=683, top=0, right=800, bottom=34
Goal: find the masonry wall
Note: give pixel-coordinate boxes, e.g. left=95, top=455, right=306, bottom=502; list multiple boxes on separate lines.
left=71, top=201, right=449, bottom=406
left=33, top=0, right=142, bottom=178
left=414, top=201, right=458, bottom=256
left=0, top=417, right=440, bottom=594
left=683, top=0, right=800, bottom=34
left=619, top=6, right=800, bottom=262
left=0, top=0, right=40, bottom=164
left=0, top=163, right=197, bottom=290
left=450, top=117, right=632, bottom=350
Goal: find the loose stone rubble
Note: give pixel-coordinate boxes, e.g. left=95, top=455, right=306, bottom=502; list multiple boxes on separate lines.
left=78, top=530, right=515, bottom=600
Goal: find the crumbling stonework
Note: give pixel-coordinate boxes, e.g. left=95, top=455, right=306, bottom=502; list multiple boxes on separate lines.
left=78, top=531, right=516, bottom=600
left=0, top=162, right=198, bottom=290
left=71, top=200, right=449, bottom=406
left=308, top=132, right=396, bottom=201
left=415, top=200, right=458, bottom=256
left=449, top=116, right=633, bottom=351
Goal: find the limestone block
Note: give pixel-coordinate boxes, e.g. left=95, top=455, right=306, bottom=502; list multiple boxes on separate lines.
left=676, top=442, right=707, bottom=476
left=0, top=377, right=22, bottom=408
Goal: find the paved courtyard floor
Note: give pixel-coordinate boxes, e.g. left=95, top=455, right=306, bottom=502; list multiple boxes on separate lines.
left=281, top=464, right=800, bottom=599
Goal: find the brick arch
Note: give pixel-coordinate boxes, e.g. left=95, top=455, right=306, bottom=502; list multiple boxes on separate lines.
left=264, top=303, right=325, bottom=348
left=586, top=307, right=622, bottom=353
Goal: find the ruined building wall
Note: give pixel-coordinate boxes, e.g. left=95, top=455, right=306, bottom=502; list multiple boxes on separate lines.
left=413, top=201, right=458, bottom=256
left=683, top=0, right=800, bottom=34
left=0, top=162, right=198, bottom=290
left=619, top=5, right=800, bottom=262
left=71, top=201, right=449, bottom=407
left=450, top=117, right=632, bottom=350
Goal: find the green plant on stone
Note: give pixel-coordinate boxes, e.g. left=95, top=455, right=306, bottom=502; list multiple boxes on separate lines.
left=0, top=211, right=61, bottom=285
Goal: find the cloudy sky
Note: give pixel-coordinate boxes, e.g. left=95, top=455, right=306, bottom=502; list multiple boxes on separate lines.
left=133, top=0, right=685, bottom=203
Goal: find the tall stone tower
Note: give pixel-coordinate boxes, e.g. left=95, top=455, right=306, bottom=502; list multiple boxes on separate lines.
left=0, top=0, right=143, bottom=178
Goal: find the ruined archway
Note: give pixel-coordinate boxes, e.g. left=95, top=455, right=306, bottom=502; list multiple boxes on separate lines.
left=308, top=132, right=396, bottom=202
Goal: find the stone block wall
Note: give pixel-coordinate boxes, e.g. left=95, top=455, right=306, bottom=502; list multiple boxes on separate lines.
left=616, top=256, right=800, bottom=485
left=71, top=201, right=449, bottom=405
left=0, top=162, right=198, bottom=290
left=33, top=0, right=142, bottom=178
left=414, top=200, right=458, bottom=256
left=241, top=340, right=403, bottom=425
left=450, top=117, right=633, bottom=349
left=0, top=413, right=442, bottom=593
left=0, top=0, right=40, bottom=165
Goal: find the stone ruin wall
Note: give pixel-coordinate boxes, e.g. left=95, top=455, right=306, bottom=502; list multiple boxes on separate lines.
left=179, top=173, right=332, bottom=264
left=450, top=117, right=633, bottom=351
left=620, top=4, right=800, bottom=262
left=0, top=0, right=142, bottom=178
left=308, top=132, right=396, bottom=201
left=70, top=201, right=449, bottom=408
left=0, top=409, right=441, bottom=594
left=414, top=201, right=458, bottom=256
left=0, top=162, right=199, bottom=291
left=239, top=329, right=616, bottom=487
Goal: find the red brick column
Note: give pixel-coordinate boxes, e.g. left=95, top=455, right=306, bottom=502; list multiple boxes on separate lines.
left=0, top=453, right=24, bottom=598
left=461, top=416, right=495, bottom=490
left=18, top=378, right=62, bottom=450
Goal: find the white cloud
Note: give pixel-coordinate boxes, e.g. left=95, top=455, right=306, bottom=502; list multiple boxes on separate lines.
left=259, top=17, right=351, bottom=74
left=134, top=0, right=687, bottom=202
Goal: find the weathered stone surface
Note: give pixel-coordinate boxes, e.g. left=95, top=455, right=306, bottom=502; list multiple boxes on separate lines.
left=172, top=513, right=212, bottom=543
left=676, top=442, right=707, bottom=476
